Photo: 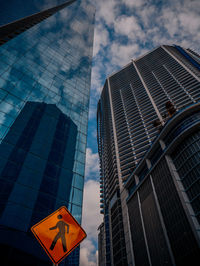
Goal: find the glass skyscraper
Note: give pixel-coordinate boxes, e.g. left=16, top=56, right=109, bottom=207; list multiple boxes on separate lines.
left=0, top=0, right=95, bottom=265
left=97, top=45, right=200, bottom=265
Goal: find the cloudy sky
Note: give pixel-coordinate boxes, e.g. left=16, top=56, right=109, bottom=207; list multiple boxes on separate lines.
left=82, top=0, right=200, bottom=265
left=1, top=0, right=200, bottom=265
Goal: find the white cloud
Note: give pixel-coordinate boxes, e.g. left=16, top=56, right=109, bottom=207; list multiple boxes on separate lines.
left=90, top=63, right=104, bottom=92
left=85, top=148, right=99, bottom=179
left=80, top=240, right=98, bottom=266
left=93, top=23, right=110, bottom=57
left=91, top=0, right=200, bottom=80
left=114, top=15, right=141, bottom=38
left=110, top=42, right=139, bottom=66
left=88, top=105, right=96, bottom=120
left=123, top=0, right=145, bottom=8
left=95, top=0, right=117, bottom=26
left=80, top=180, right=102, bottom=266
left=82, top=179, right=102, bottom=240
left=137, top=4, right=156, bottom=27
left=80, top=239, right=97, bottom=266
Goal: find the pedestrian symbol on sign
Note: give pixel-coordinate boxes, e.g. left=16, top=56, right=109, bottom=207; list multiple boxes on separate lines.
left=49, top=214, right=69, bottom=252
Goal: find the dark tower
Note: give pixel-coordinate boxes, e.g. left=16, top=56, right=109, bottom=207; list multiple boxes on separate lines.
left=0, top=102, right=77, bottom=264
left=97, top=45, right=200, bottom=265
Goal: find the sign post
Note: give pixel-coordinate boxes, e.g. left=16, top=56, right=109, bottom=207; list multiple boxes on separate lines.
left=31, top=206, right=87, bottom=265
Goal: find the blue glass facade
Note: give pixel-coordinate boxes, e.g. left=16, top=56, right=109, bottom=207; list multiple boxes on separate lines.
left=0, top=0, right=70, bottom=26
left=0, top=0, right=95, bottom=265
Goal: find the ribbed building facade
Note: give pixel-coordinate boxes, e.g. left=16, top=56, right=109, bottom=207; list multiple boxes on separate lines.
left=0, top=0, right=95, bottom=265
left=97, top=45, right=200, bottom=265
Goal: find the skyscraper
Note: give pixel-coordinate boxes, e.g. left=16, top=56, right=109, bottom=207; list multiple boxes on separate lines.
left=0, top=0, right=95, bottom=265
left=97, top=45, right=200, bottom=265
left=0, top=0, right=75, bottom=26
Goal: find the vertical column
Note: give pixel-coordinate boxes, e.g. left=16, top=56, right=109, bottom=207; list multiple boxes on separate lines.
left=121, top=187, right=135, bottom=266
left=107, top=77, right=123, bottom=189
left=132, top=60, right=164, bottom=125
left=137, top=191, right=152, bottom=266
left=130, top=83, right=152, bottom=145
left=119, top=89, right=137, bottom=163
left=151, top=71, right=178, bottom=109
left=107, top=77, right=121, bottom=265
left=150, top=175, right=176, bottom=265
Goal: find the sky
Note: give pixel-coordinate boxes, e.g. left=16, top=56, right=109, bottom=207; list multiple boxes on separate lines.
left=0, top=0, right=200, bottom=265
left=82, top=0, right=200, bottom=265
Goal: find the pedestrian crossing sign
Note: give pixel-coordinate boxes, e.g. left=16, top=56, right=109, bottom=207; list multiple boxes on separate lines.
left=31, top=206, right=87, bottom=264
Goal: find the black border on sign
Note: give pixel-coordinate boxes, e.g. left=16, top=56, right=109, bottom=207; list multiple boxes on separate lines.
left=31, top=206, right=87, bottom=264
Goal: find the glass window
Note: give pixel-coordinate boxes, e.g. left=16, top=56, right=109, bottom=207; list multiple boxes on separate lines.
left=77, top=141, right=86, bottom=153
left=11, top=82, right=29, bottom=100
left=0, top=124, right=8, bottom=139
left=57, top=168, right=73, bottom=201
left=74, top=174, right=84, bottom=190
left=77, top=151, right=85, bottom=164
left=23, top=153, right=46, bottom=172
left=71, top=204, right=82, bottom=224
left=17, top=165, right=43, bottom=189
left=75, top=161, right=85, bottom=175
left=72, top=188, right=83, bottom=206
left=0, top=112, right=14, bottom=127
left=4, top=94, right=24, bottom=109
left=1, top=203, right=32, bottom=231
left=9, top=183, right=36, bottom=208
left=0, top=89, right=8, bottom=101
left=0, top=61, right=9, bottom=75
